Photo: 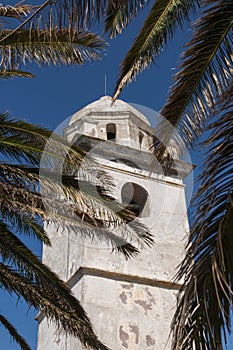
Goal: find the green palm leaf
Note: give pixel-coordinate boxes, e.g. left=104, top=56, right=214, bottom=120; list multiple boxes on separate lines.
left=0, top=129, right=153, bottom=254
left=0, top=114, right=115, bottom=192
left=0, top=0, right=107, bottom=42
left=0, top=222, right=110, bottom=349
left=0, top=158, right=152, bottom=257
left=0, top=113, right=57, bottom=165
left=70, top=0, right=107, bottom=28
left=105, top=0, right=150, bottom=38
left=0, top=29, right=105, bottom=71
left=160, top=0, right=233, bottom=149
left=1, top=205, right=50, bottom=245
left=113, top=0, right=198, bottom=100
left=0, top=173, right=152, bottom=256
left=0, top=263, right=110, bottom=350
left=0, top=135, right=153, bottom=255
left=0, top=114, right=89, bottom=170
left=172, top=85, right=233, bottom=350
left=39, top=0, right=108, bottom=29
left=0, top=314, right=31, bottom=350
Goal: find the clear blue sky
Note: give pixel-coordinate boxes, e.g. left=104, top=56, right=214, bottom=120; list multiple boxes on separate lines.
left=0, top=2, right=200, bottom=349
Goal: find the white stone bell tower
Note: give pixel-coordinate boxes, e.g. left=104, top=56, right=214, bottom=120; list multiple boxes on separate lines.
left=37, top=96, right=192, bottom=350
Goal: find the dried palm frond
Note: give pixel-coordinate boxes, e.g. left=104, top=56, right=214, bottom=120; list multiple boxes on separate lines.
left=0, top=3, right=32, bottom=19
left=0, top=69, right=34, bottom=77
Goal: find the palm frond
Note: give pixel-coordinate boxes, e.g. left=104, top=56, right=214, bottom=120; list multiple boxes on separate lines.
left=0, top=0, right=107, bottom=42
left=0, top=113, right=53, bottom=165
left=0, top=162, right=113, bottom=206
left=0, top=113, right=87, bottom=169
left=39, top=172, right=154, bottom=251
left=0, top=175, right=152, bottom=257
left=1, top=205, right=50, bottom=245
left=0, top=114, right=112, bottom=190
left=0, top=161, right=147, bottom=251
left=7, top=165, right=152, bottom=254
left=160, top=0, right=233, bottom=152
left=71, top=0, right=107, bottom=28
left=113, top=0, right=198, bottom=100
left=0, top=263, right=110, bottom=350
left=105, top=0, right=150, bottom=38
left=0, top=112, right=152, bottom=257
left=0, top=313, right=31, bottom=350
left=0, top=29, right=106, bottom=71
left=172, top=84, right=233, bottom=350
left=0, top=69, right=34, bottom=78
left=0, top=220, right=53, bottom=279
left=0, top=188, right=140, bottom=258
left=42, top=0, right=108, bottom=29
left=0, top=221, right=93, bottom=319
left=0, top=3, right=32, bottom=19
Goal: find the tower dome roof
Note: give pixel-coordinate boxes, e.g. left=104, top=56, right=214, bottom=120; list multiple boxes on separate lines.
left=69, top=96, right=151, bottom=126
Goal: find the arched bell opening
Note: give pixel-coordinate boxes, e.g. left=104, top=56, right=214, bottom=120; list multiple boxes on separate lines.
left=121, top=182, right=149, bottom=218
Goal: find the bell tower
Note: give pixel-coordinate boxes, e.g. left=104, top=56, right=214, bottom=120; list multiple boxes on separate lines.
left=37, top=96, right=192, bottom=349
